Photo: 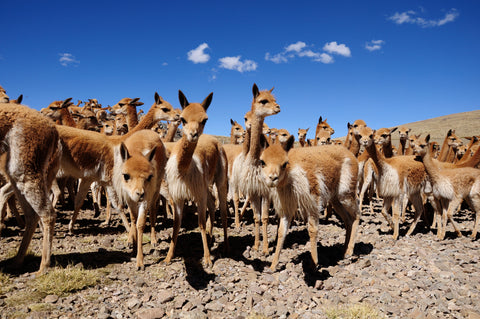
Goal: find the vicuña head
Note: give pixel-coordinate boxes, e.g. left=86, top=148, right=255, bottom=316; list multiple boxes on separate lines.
left=251, top=83, right=280, bottom=117
left=118, top=143, right=157, bottom=203
left=0, top=85, right=9, bottom=103
left=178, top=90, right=213, bottom=143
left=259, top=135, right=294, bottom=188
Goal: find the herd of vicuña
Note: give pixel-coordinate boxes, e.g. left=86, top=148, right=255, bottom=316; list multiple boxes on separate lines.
left=0, top=83, right=479, bottom=276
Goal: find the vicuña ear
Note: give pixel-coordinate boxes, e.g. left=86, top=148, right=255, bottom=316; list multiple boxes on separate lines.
left=318, top=116, right=323, bottom=124
left=178, top=90, right=189, bottom=109
left=201, top=92, right=213, bottom=111
left=147, top=146, right=157, bottom=162
left=284, top=135, right=295, bottom=152
left=306, top=127, right=309, bottom=132
left=425, top=134, right=431, bottom=143
left=155, top=92, right=163, bottom=105
left=230, top=119, right=235, bottom=125
left=61, top=97, right=73, bottom=108
left=120, top=143, right=131, bottom=162
left=391, top=127, right=398, bottom=134
left=131, top=98, right=144, bottom=107
left=260, top=134, right=269, bottom=149
left=15, top=94, right=23, bottom=104
left=269, top=87, right=274, bottom=93
left=252, top=83, right=259, bottom=99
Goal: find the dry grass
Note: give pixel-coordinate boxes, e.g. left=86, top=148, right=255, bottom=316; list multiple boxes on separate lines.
left=32, top=265, right=103, bottom=296
left=324, top=303, right=385, bottom=319
left=3, top=264, right=108, bottom=313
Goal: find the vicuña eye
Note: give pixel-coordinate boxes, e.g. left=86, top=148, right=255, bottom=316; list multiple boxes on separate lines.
left=260, top=99, right=268, bottom=105
left=123, top=174, right=130, bottom=181
left=282, top=162, right=288, bottom=169
left=181, top=118, right=187, bottom=125
left=147, top=175, right=153, bottom=182
left=260, top=160, right=266, bottom=167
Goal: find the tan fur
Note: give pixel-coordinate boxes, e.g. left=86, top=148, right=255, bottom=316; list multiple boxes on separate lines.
left=114, top=130, right=167, bottom=269
left=414, top=135, right=480, bottom=239
left=110, top=97, right=144, bottom=130
left=222, top=143, right=244, bottom=227
left=58, top=94, right=177, bottom=233
left=315, top=129, right=332, bottom=146
left=163, top=109, right=182, bottom=143
left=121, top=93, right=178, bottom=138
left=164, top=91, right=228, bottom=267
left=231, top=84, right=280, bottom=253
left=259, top=137, right=360, bottom=270
left=276, top=128, right=291, bottom=146
left=230, top=119, right=245, bottom=144
left=349, top=119, right=367, bottom=157
left=315, top=116, right=335, bottom=139
left=357, top=126, right=427, bottom=240
left=397, top=126, right=411, bottom=155
left=0, top=86, right=9, bottom=103
left=297, top=128, right=309, bottom=147
left=0, top=102, right=59, bottom=274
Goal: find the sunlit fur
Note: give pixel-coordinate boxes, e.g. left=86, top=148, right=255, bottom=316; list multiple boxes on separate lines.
left=57, top=94, right=178, bottom=233
left=397, top=126, right=411, bottom=155
left=231, top=84, right=280, bottom=253
left=259, top=138, right=360, bottom=271
left=346, top=119, right=367, bottom=157
left=297, top=128, right=309, bottom=147
left=0, top=102, right=59, bottom=275
left=164, top=91, right=229, bottom=267
left=413, top=135, right=480, bottom=240
left=113, top=129, right=166, bottom=270
left=230, top=119, right=245, bottom=144
left=357, top=126, right=427, bottom=240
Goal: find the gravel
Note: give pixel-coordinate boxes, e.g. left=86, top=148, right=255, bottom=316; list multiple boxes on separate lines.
left=0, top=198, right=479, bottom=318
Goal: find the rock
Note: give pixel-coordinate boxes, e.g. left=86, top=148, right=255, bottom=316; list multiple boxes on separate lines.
left=44, top=295, right=59, bottom=303
left=135, top=308, right=165, bottom=319
left=157, top=290, right=174, bottom=304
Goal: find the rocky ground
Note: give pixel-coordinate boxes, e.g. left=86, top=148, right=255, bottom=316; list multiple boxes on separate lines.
left=1, top=198, right=480, bottom=319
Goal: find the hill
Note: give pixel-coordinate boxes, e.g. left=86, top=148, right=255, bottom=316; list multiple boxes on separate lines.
left=214, top=110, right=480, bottom=146
left=388, top=110, right=480, bottom=145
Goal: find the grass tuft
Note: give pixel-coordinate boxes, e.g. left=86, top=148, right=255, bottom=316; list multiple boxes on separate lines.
left=325, top=303, right=384, bottom=319
left=32, top=264, right=102, bottom=297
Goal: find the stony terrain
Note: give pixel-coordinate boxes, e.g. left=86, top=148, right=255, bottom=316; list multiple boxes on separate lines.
left=1, top=198, right=480, bottom=319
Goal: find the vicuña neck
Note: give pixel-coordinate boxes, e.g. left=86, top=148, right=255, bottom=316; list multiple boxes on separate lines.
left=175, top=135, right=198, bottom=173
left=248, top=115, right=264, bottom=161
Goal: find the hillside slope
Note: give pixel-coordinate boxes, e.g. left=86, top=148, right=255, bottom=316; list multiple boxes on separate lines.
left=389, top=110, right=480, bottom=145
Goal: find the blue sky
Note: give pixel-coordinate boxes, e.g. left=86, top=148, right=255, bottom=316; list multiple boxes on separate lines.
left=1, top=0, right=479, bottom=138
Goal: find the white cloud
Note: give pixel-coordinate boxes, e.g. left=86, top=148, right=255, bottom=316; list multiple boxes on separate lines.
left=265, top=41, right=347, bottom=64
left=316, top=53, right=334, bottom=64
left=219, top=56, right=257, bottom=72
left=323, top=42, right=351, bottom=57
left=285, top=41, right=307, bottom=53
left=187, top=43, right=210, bottom=64
left=388, top=8, right=459, bottom=27
left=59, top=53, right=79, bottom=66
left=365, top=40, right=385, bottom=52
left=265, top=52, right=288, bottom=64
left=438, top=9, right=459, bottom=26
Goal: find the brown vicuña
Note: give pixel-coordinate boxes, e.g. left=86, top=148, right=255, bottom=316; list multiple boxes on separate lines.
left=413, top=135, right=480, bottom=240
left=259, top=135, right=360, bottom=270
left=357, top=126, right=427, bottom=240
left=114, top=130, right=166, bottom=270
left=0, top=102, right=60, bottom=274
left=231, top=84, right=280, bottom=254
left=164, top=90, right=229, bottom=267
